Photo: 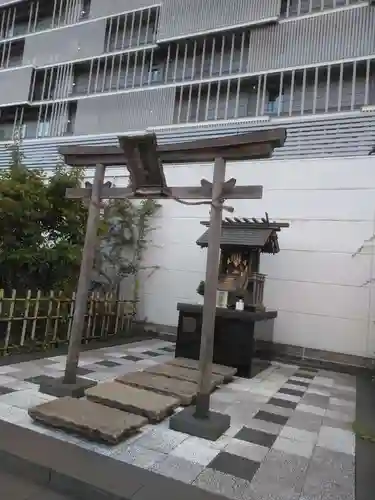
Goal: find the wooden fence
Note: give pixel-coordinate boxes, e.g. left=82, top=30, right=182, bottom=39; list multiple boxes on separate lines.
left=0, top=289, right=137, bottom=355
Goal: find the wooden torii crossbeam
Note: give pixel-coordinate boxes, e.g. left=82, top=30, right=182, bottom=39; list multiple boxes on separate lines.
left=53, top=129, right=286, bottom=439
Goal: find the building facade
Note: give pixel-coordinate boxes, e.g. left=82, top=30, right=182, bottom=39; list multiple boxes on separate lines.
left=0, top=0, right=373, bottom=165
left=1, top=0, right=375, bottom=364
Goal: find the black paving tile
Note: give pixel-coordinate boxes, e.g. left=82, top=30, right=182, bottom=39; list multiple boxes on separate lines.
left=299, top=366, right=319, bottom=373
left=208, top=452, right=261, bottom=483
left=295, top=371, right=315, bottom=380
left=278, top=387, right=305, bottom=397
left=268, top=398, right=298, bottom=410
left=25, top=375, right=52, bottom=386
left=76, top=367, right=95, bottom=376
left=287, top=379, right=310, bottom=387
left=160, top=347, right=175, bottom=353
left=254, top=411, right=289, bottom=426
left=143, top=351, right=163, bottom=357
left=122, top=355, right=141, bottom=362
left=0, top=386, right=16, bottom=396
left=94, top=360, right=122, bottom=368
left=234, top=427, right=276, bottom=447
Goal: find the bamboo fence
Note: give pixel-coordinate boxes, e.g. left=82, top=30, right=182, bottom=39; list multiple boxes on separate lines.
left=0, top=289, right=136, bottom=355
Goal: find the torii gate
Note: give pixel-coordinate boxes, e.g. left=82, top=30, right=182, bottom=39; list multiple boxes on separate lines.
left=40, top=129, right=286, bottom=439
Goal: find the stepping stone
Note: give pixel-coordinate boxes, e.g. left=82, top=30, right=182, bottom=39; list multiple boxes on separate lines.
left=28, top=397, right=147, bottom=445
left=116, top=371, right=202, bottom=405
left=145, top=363, right=225, bottom=386
left=86, top=381, right=179, bottom=422
left=167, top=358, right=237, bottom=382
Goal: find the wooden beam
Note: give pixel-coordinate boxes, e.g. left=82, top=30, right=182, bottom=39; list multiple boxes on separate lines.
left=158, top=129, right=287, bottom=152
left=159, top=143, right=274, bottom=163
left=59, top=129, right=286, bottom=167
left=66, top=185, right=264, bottom=200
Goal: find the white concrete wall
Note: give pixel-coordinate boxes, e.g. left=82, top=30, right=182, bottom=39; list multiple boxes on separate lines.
left=87, top=155, right=375, bottom=359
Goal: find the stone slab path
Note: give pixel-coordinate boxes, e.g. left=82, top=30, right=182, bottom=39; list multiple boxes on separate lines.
left=86, top=381, right=180, bottom=422
left=0, top=339, right=357, bottom=500
left=116, top=371, right=199, bottom=405
left=145, top=363, right=224, bottom=386
left=167, top=358, right=237, bottom=382
left=29, top=397, right=147, bottom=444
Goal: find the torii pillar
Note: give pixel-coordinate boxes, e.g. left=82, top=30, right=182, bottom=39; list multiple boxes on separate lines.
left=39, top=130, right=286, bottom=439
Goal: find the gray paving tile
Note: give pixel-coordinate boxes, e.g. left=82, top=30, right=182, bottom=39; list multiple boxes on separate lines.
left=131, top=427, right=189, bottom=454
left=150, top=455, right=204, bottom=483
left=208, top=452, right=261, bottom=483
left=321, top=416, right=353, bottom=431
left=193, top=468, right=254, bottom=500
left=251, top=449, right=309, bottom=495
left=301, top=446, right=355, bottom=500
left=301, top=393, right=330, bottom=409
left=287, top=411, right=323, bottom=433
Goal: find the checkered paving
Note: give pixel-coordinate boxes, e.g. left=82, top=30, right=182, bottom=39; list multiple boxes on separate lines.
left=0, top=341, right=356, bottom=500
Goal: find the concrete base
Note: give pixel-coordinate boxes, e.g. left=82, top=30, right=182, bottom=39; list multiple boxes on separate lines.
left=39, top=376, right=97, bottom=398
left=169, top=406, right=231, bottom=441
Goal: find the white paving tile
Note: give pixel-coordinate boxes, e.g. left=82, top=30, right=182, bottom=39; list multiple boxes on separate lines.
left=114, top=444, right=167, bottom=468
left=171, top=437, right=220, bottom=466
left=325, top=409, right=354, bottom=423
left=149, top=455, right=204, bottom=483
left=279, top=426, right=318, bottom=444
left=296, top=404, right=326, bottom=417
left=283, top=383, right=308, bottom=393
left=225, top=438, right=269, bottom=462
left=330, top=398, right=356, bottom=408
left=272, top=436, right=315, bottom=459
left=306, top=386, right=331, bottom=397
left=0, top=389, right=56, bottom=410
left=273, top=393, right=301, bottom=403
left=317, top=426, right=355, bottom=455
left=0, top=366, right=20, bottom=375
left=0, top=402, right=29, bottom=423
left=132, top=428, right=189, bottom=453
left=313, top=377, right=334, bottom=387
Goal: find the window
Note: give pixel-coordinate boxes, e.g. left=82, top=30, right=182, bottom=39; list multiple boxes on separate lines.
left=267, top=88, right=284, bottom=115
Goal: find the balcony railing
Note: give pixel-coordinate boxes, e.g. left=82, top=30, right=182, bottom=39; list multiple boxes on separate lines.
left=280, top=0, right=365, bottom=18
left=0, top=0, right=91, bottom=41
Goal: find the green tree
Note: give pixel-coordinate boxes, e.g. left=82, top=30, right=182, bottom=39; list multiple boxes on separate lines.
left=0, top=143, right=87, bottom=293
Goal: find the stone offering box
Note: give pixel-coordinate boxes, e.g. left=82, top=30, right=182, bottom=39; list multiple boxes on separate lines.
left=175, top=215, right=289, bottom=377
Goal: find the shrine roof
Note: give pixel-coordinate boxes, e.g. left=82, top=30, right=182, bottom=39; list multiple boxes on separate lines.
left=196, top=217, right=289, bottom=254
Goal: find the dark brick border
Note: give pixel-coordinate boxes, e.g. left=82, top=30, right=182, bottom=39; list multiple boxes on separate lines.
left=355, top=375, right=375, bottom=500
left=0, top=421, right=224, bottom=500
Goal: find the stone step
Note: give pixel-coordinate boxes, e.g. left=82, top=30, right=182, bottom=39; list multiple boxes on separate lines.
left=28, top=397, right=147, bottom=445
left=116, top=371, right=201, bottom=405
left=167, top=358, right=237, bottom=382
left=86, top=382, right=179, bottom=422
left=144, top=363, right=225, bottom=386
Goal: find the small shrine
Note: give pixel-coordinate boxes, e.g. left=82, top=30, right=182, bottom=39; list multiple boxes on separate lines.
left=196, top=214, right=289, bottom=311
